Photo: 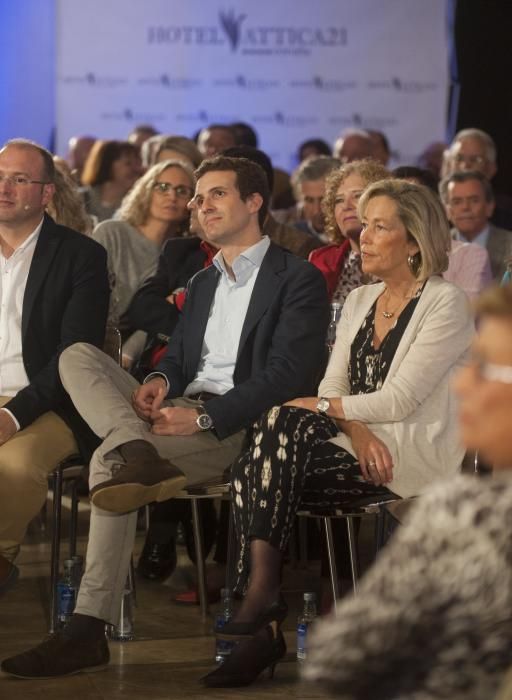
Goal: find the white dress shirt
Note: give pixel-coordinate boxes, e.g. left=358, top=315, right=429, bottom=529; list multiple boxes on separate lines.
left=0, top=219, right=43, bottom=428
left=184, top=236, right=271, bottom=397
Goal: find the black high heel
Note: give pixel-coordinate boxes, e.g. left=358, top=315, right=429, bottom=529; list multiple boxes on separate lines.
left=217, top=596, right=288, bottom=640
left=201, top=621, right=287, bottom=688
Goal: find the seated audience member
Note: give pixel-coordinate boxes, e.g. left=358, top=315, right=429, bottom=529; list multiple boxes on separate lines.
left=223, top=145, right=322, bottom=259
left=304, top=282, right=512, bottom=700
left=394, top=166, right=492, bottom=298
left=440, top=170, right=512, bottom=281
left=141, top=134, right=165, bottom=170
left=0, top=139, right=109, bottom=594
left=274, top=156, right=340, bottom=243
left=368, top=130, right=391, bottom=166
left=197, top=124, right=236, bottom=158
left=127, top=124, right=159, bottom=154
left=443, top=128, right=512, bottom=229
left=154, top=136, right=202, bottom=170
left=47, top=164, right=94, bottom=235
left=333, top=128, right=375, bottom=163
left=230, top=122, right=259, bottom=148
left=310, top=159, right=390, bottom=303
left=67, top=135, right=96, bottom=184
left=0, top=155, right=329, bottom=678
left=92, top=159, right=194, bottom=363
left=297, top=138, right=332, bottom=163
left=417, top=140, right=446, bottom=179
left=199, top=179, right=474, bottom=688
left=81, top=140, right=142, bottom=223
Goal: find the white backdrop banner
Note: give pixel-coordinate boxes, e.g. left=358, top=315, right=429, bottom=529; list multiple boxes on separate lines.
left=56, top=0, right=448, bottom=170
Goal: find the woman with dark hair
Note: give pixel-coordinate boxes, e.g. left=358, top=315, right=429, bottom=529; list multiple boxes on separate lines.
left=202, top=179, right=474, bottom=688
left=81, top=140, right=142, bottom=222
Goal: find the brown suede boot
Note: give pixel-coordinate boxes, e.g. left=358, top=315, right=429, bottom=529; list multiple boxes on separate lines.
left=90, top=440, right=187, bottom=513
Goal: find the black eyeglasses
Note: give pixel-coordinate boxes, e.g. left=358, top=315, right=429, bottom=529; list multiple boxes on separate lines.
left=152, top=182, right=194, bottom=198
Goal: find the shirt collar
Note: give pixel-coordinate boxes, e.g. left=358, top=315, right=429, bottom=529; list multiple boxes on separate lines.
left=2, top=218, right=43, bottom=260
left=213, top=236, right=270, bottom=282
left=454, top=224, right=490, bottom=248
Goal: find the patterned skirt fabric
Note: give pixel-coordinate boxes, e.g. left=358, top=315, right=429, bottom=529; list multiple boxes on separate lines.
left=231, top=405, right=391, bottom=593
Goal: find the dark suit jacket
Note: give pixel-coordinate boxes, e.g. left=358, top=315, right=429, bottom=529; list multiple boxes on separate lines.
left=155, top=242, right=329, bottom=439
left=126, top=236, right=207, bottom=338
left=487, top=224, right=512, bottom=280
left=4, top=214, right=110, bottom=435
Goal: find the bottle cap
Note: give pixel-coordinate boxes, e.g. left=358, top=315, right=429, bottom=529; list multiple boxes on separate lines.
left=304, top=592, right=316, bottom=601
left=63, top=559, right=74, bottom=569
left=220, top=588, right=231, bottom=598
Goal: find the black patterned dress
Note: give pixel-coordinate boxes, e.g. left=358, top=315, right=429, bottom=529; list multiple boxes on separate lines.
left=231, top=289, right=423, bottom=592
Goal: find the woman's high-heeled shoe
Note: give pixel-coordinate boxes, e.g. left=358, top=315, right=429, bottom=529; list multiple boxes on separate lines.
left=217, top=596, right=288, bottom=640
left=201, top=621, right=287, bottom=688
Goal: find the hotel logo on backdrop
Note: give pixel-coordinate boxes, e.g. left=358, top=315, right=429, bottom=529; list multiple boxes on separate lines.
left=147, top=9, right=347, bottom=56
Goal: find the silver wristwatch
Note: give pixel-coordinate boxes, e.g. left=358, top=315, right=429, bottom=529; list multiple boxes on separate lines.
left=316, top=397, right=330, bottom=415
left=196, top=406, right=214, bottom=431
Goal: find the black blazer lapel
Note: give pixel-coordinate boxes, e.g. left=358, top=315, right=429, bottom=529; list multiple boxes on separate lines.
left=186, top=265, right=220, bottom=373
left=237, top=244, right=286, bottom=359
left=22, top=217, right=60, bottom=340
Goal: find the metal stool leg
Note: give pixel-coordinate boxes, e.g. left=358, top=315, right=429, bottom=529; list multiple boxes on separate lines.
left=323, top=517, right=340, bottom=610
left=299, top=517, right=308, bottom=568
left=346, top=516, right=359, bottom=593
left=191, top=497, right=209, bottom=621
left=69, top=480, right=79, bottom=558
left=224, top=501, right=236, bottom=592
left=50, top=468, right=64, bottom=634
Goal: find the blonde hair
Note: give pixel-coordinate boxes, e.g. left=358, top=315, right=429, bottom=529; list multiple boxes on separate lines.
left=47, top=166, right=92, bottom=234
left=322, top=159, right=390, bottom=244
left=357, top=178, right=451, bottom=280
left=476, top=283, right=512, bottom=319
left=117, top=159, right=195, bottom=229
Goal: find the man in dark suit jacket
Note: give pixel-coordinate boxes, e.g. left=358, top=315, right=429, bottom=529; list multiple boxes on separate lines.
left=441, top=170, right=512, bottom=280
left=1, top=156, right=329, bottom=678
left=0, top=139, right=109, bottom=593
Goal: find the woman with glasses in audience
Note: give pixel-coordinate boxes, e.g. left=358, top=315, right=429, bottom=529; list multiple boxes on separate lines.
left=92, top=159, right=194, bottom=366
left=201, top=179, right=474, bottom=688
left=304, top=282, right=512, bottom=700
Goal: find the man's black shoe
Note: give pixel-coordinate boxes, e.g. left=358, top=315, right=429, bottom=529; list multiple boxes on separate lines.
left=137, top=538, right=177, bottom=581
left=1, top=629, right=109, bottom=678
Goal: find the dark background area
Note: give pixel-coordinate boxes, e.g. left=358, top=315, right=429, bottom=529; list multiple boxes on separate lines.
left=454, top=0, right=512, bottom=196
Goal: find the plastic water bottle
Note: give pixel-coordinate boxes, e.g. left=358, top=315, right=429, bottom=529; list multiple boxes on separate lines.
left=297, top=592, right=317, bottom=663
left=326, top=303, right=342, bottom=352
left=107, top=567, right=135, bottom=641
left=57, top=559, right=76, bottom=626
left=214, top=588, right=235, bottom=664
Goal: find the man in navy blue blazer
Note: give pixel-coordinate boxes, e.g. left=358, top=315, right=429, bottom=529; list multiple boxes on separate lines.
left=2, top=155, right=329, bottom=678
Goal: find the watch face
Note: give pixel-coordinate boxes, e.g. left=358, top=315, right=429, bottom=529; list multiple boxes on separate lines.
left=316, top=397, right=330, bottom=414
left=196, top=411, right=213, bottom=430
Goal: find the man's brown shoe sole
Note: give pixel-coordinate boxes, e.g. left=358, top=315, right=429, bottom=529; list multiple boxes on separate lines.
left=90, top=474, right=187, bottom=513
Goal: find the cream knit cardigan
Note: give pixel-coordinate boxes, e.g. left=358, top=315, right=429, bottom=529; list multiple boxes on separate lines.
left=318, top=276, right=475, bottom=498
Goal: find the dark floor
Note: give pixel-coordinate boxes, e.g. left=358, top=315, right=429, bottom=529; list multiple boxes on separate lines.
left=0, top=495, right=360, bottom=700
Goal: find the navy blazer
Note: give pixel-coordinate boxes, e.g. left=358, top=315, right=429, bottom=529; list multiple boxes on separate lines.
left=155, top=242, right=329, bottom=439
left=3, top=214, right=110, bottom=431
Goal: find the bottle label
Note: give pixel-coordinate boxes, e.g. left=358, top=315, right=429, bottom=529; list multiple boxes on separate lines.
left=297, top=622, right=308, bottom=661
left=57, top=584, right=76, bottom=619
